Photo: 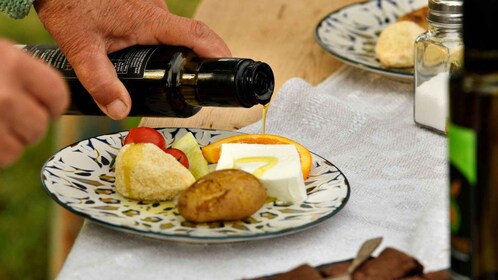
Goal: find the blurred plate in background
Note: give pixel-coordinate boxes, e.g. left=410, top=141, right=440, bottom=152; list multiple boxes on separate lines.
left=315, top=0, right=427, bottom=80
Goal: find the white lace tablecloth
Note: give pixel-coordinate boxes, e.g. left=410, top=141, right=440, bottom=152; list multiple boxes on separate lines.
left=57, top=66, right=449, bottom=280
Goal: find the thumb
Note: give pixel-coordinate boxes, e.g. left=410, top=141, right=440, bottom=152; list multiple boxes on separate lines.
left=69, top=49, right=131, bottom=120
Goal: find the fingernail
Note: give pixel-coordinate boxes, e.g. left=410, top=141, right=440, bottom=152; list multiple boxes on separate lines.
left=106, top=100, right=129, bottom=120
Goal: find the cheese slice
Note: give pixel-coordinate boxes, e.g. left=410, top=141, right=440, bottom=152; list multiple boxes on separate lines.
left=216, top=143, right=307, bottom=203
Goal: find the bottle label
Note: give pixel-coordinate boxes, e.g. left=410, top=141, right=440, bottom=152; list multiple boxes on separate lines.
left=23, top=45, right=75, bottom=75
left=23, top=45, right=158, bottom=79
left=108, top=47, right=158, bottom=78
left=449, top=122, right=476, bottom=279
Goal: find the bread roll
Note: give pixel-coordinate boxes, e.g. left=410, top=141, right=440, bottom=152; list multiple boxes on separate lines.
left=114, top=143, right=195, bottom=201
left=375, top=21, right=425, bottom=68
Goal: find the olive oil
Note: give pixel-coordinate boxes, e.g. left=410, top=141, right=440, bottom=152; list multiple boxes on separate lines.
left=21, top=45, right=275, bottom=117
left=262, top=103, right=270, bottom=134
left=234, top=156, right=278, bottom=177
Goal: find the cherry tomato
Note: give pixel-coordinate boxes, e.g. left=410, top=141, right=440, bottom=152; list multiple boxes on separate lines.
left=124, top=127, right=167, bottom=151
left=165, top=148, right=189, bottom=168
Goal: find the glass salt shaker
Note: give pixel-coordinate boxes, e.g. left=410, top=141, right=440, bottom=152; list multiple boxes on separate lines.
left=414, top=0, right=463, bottom=133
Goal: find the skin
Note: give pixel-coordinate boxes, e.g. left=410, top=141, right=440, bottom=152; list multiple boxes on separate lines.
left=0, top=0, right=231, bottom=168
left=0, top=39, right=69, bottom=168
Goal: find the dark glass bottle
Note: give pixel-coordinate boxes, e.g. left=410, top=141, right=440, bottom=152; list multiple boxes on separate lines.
left=21, top=45, right=274, bottom=117
left=448, top=0, right=498, bottom=279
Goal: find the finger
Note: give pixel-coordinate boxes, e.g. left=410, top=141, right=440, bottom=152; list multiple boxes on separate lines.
left=0, top=90, right=50, bottom=145
left=0, top=124, right=24, bottom=168
left=15, top=48, right=70, bottom=119
left=67, top=47, right=131, bottom=120
left=151, top=14, right=232, bottom=58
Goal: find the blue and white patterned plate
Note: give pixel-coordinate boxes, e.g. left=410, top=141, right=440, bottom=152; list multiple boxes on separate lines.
left=315, top=0, right=427, bottom=79
left=41, top=128, right=350, bottom=243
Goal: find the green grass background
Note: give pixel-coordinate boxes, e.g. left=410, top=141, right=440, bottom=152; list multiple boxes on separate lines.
left=0, top=1, right=199, bottom=279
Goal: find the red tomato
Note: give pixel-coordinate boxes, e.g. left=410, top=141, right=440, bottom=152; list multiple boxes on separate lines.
left=124, top=127, right=167, bottom=151
left=165, top=148, right=189, bottom=168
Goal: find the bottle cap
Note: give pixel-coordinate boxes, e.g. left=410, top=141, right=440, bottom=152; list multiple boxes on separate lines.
left=428, top=0, right=462, bottom=25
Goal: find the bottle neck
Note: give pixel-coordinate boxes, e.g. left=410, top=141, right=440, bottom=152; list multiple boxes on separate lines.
left=462, top=0, right=498, bottom=53
left=461, top=1, right=498, bottom=73
left=183, top=57, right=274, bottom=107
left=157, top=48, right=274, bottom=109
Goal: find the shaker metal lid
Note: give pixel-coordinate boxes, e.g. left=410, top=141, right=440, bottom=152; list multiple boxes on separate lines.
left=428, top=0, right=463, bottom=25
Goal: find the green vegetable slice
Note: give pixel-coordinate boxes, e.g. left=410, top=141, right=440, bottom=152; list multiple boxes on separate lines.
left=172, top=132, right=208, bottom=179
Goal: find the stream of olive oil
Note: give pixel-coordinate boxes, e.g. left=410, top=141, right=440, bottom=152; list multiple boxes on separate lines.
left=262, top=104, right=269, bottom=134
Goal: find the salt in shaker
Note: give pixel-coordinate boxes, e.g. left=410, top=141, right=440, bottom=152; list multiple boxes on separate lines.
left=413, top=0, right=463, bottom=133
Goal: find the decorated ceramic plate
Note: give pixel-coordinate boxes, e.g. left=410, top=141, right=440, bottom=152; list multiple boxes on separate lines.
left=315, top=0, right=427, bottom=79
left=41, top=128, right=350, bottom=243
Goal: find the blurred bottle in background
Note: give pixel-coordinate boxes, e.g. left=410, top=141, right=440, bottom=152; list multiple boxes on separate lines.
left=448, top=0, right=498, bottom=279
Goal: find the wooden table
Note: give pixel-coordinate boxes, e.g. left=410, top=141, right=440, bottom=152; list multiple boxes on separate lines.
left=140, top=0, right=361, bottom=130
left=52, top=0, right=360, bottom=277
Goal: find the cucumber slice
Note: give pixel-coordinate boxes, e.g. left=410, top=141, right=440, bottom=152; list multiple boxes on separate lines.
left=172, top=132, right=208, bottom=180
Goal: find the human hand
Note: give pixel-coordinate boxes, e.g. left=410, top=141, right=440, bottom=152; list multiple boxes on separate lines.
left=34, top=0, right=232, bottom=120
left=0, top=40, right=69, bottom=168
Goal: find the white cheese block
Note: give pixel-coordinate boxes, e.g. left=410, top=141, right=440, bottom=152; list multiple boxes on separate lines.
left=216, top=143, right=307, bottom=203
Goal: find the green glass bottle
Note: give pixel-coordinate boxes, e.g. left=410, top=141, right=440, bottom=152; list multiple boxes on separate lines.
left=449, top=0, right=498, bottom=279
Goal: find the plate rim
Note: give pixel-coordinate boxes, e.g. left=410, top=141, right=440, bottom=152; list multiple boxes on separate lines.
left=314, top=0, right=426, bottom=80
left=41, top=127, right=351, bottom=243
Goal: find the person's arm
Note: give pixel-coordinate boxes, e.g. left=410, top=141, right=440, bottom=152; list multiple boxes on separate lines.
left=0, top=0, right=34, bottom=19
left=34, top=0, right=232, bottom=120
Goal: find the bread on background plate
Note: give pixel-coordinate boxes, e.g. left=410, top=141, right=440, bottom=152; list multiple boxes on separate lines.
left=375, top=21, right=425, bottom=68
